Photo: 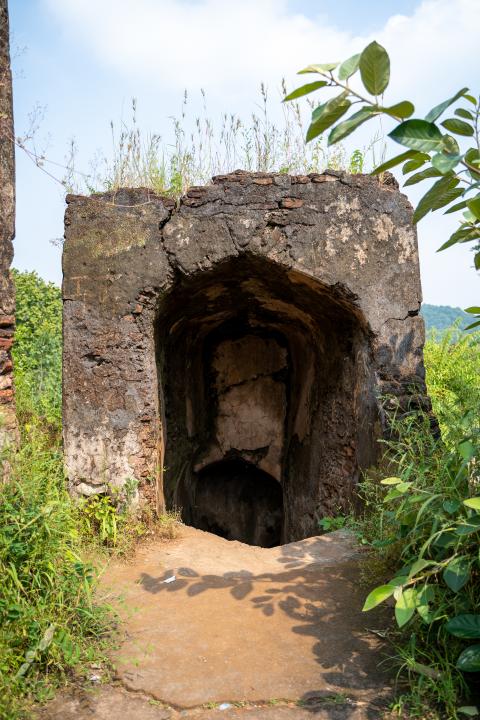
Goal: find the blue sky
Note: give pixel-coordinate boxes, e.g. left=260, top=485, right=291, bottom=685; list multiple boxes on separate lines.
left=9, top=0, right=479, bottom=307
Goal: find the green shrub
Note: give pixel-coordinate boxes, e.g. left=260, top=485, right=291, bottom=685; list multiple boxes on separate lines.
left=12, top=269, right=62, bottom=430
left=357, top=330, right=480, bottom=718
left=0, top=420, right=111, bottom=718
left=0, top=272, right=111, bottom=719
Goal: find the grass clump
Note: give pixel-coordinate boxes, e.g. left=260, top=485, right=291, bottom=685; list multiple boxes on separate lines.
left=63, top=87, right=375, bottom=198
left=77, top=490, right=181, bottom=555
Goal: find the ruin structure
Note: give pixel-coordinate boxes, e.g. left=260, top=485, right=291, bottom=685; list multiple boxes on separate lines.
left=63, top=170, right=429, bottom=545
left=0, top=0, right=17, bottom=449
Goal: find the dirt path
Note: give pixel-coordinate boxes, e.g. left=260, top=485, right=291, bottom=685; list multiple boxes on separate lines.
left=40, top=526, right=394, bottom=719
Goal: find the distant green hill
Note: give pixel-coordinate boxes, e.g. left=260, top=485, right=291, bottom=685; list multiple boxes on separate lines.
left=421, top=304, right=471, bottom=333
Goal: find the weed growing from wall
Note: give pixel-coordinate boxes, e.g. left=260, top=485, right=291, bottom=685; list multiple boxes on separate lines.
left=62, top=87, right=375, bottom=197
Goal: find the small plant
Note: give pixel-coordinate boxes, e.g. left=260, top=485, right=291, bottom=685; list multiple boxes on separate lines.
left=80, top=494, right=120, bottom=546
left=317, top=514, right=348, bottom=532
left=78, top=490, right=181, bottom=551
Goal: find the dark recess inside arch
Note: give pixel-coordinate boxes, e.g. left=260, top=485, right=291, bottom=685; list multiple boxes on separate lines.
left=155, top=255, right=377, bottom=546
left=193, top=458, right=284, bottom=547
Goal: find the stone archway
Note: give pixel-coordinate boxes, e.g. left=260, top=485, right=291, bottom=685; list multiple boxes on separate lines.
left=62, top=170, right=429, bottom=543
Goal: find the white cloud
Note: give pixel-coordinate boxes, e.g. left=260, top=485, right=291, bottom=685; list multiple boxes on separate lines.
left=45, top=0, right=478, bottom=112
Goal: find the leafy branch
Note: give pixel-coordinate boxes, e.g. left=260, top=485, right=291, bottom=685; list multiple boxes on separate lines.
left=285, top=41, right=480, bottom=329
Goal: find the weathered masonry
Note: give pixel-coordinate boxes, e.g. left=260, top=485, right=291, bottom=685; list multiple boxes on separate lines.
left=63, top=170, right=428, bottom=546
left=0, top=0, right=18, bottom=450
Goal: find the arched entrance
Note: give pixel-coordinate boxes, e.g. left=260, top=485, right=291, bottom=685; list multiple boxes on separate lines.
left=156, top=255, right=376, bottom=545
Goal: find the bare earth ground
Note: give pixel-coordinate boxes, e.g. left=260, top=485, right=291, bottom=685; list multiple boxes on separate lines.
left=38, top=526, right=394, bottom=719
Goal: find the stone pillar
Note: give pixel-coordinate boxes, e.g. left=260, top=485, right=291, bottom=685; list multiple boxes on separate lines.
left=0, top=0, right=18, bottom=449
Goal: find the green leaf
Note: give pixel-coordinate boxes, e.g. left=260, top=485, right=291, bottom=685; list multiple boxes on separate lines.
left=431, top=152, right=462, bottom=174
left=408, top=558, right=433, bottom=578
left=413, top=174, right=459, bottom=223
left=404, top=167, right=443, bottom=186
left=298, top=63, right=338, bottom=75
left=467, top=198, right=480, bottom=220
left=465, top=148, right=480, bottom=179
left=382, top=101, right=415, bottom=119
left=446, top=615, right=480, bottom=640
left=283, top=81, right=328, bottom=102
left=443, top=499, right=461, bottom=514
left=455, top=108, right=474, bottom=121
left=312, top=101, right=327, bottom=122
left=425, top=87, right=469, bottom=122
left=416, top=591, right=435, bottom=622
left=362, top=584, right=395, bottom=611
left=465, top=320, right=480, bottom=330
left=465, top=148, right=480, bottom=163
left=444, top=200, right=467, bottom=214
left=384, top=487, right=406, bottom=502
left=430, top=186, right=464, bottom=212
left=455, top=522, right=480, bottom=537
left=359, top=41, right=390, bottom=96
left=443, top=556, right=470, bottom=593
left=338, top=53, right=361, bottom=81
left=457, top=644, right=480, bottom=672
left=328, top=107, right=376, bottom=145
left=381, top=477, right=402, bottom=485
left=465, top=306, right=480, bottom=314
left=464, top=497, right=480, bottom=510
left=441, top=118, right=475, bottom=137
left=459, top=441, right=476, bottom=461
left=438, top=226, right=479, bottom=250
left=306, top=93, right=351, bottom=142
left=464, top=94, right=478, bottom=105
left=396, top=482, right=412, bottom=493
left=395, top=588, right=417, bottom=628
left=403, top=154, right=430, bottom=173
left=457, top=707, right=479, bottom=717
left=443, top=134, right=461, bottom=155
left=389, top=120, right=445, bottom=153
left=372, top=150, right=419, bottom=175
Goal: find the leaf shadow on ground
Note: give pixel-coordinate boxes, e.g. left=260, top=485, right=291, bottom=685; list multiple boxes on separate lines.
left=136, top=536, right=393, bottom=719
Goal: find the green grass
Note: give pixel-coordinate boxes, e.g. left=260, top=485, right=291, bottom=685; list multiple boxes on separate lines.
left=0, top=272, right=113, bottom=718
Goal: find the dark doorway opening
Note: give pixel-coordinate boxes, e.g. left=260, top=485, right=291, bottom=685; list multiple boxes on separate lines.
left=191, top=458, right=284, bottom=547
left=157, top=256, right=375, bottom=544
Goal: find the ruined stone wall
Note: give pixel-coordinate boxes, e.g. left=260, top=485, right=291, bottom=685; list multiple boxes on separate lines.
left=0, top=0, right=17, bottom=448
left=63, top=170, right=429, bottom=540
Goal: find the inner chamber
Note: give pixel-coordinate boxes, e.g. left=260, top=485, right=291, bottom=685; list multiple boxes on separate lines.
left=156, top=256, right=376, bottom=546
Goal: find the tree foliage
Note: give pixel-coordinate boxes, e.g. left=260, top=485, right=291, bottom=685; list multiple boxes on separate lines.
left=12, top=270, right=62, bottom=427
left=285, top=41, right=480, bottom=328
